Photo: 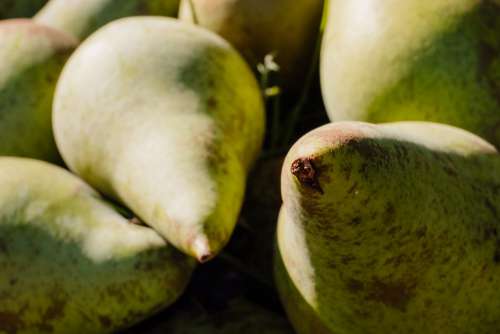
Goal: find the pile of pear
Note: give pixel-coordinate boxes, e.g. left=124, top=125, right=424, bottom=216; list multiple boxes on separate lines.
left=0, top=6, right=266, bottom=333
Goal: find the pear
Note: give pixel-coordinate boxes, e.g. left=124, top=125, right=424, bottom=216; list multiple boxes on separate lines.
left=0, top=19, right=77, bottom=162
left=321, top=1, right=500, bottom=147
left=52, top=17, right=265, bottom=262
left=35, top=0, right=180, bottom=40
left=178, top=0, right=324, bottom=91
left=0, top=157, right=195, bottom=334
left=276, top=121, right=500, bottom=333
left=0, top=0, right=47, bottom=19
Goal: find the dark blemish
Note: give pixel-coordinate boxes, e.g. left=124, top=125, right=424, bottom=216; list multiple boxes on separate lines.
left=346, top=279, right=364, bottom=293
left=43, top=297, right=66, bottom=321
left=98, top=315, right=112, bottom=328
left=424, top=299, right=433, bottom=307
left=0, top=311, right=25, bottom=333
left=484, top=226, right=498, bottom=240
left=443, top=166, right=457, bottom=177
left=349, top=217, right=362, bottom=226
left=0, top=239, right=7, bottom=253
left=366, top=278, right=416, bottom=311
left=207, top=96, right=217, bottom=108
left=494, top=241, right=500, bottom=263
left=291, top=158, right=323, bottom=194
left=347, top=182, right=358, bottom=194
left=341, top=163, right=352, bottom=179
left=9, top=278, right=17, bottom=286
left=415, top=226, right=427, bottom=239
left=341, top=255, right=356, bottom=265
left=485, top=199, right=499, bottom=220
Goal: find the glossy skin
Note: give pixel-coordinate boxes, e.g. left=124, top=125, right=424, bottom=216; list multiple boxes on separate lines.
left=277, top=121, right=500, bottom=333
left=321, top=0, right=500, bottom=147
left=0, top=19, right=76, bottom=163
left=179, top=0, right=324, bottom=91
left=35, top=0, right=180, bottom=40
left=0, top=0, right=47, bottom=18
left=0, top=158, right=195, bottom=334
left=53, top=17, right=265, bottom=261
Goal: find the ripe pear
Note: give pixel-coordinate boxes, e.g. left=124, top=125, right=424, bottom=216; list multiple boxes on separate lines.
left=0, top=19, right=76, bottom=162
left=35, top=0, right=180, bottom=40
left=276, top=121, right=500, bottom=333
left=53, top=17, right=265, bottom=262
left=0, top=0, right=47, bottom=19
left=179, top=0, right=324, bottom=91
left=321, top=1, right=500, bottom=147
left=0, top=157, right=195, bottom=334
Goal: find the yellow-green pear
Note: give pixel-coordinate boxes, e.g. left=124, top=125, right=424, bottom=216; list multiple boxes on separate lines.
left=0, top=19, right=76, bottom=162
left=0, top=0, right=47, bottom=19
left=53, top=17, right=265, bottom=262
left=35, top=0, right=180, bottom=40
left=276, top=121, right=500, bottom=333
left=321, top=1, right=500, bottom=147
left=0, top=157, right=194, bottom=334
left=179, top=0, right=324, bottom=91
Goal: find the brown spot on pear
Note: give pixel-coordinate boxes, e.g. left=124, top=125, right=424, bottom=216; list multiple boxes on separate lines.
left=276, top=121, right=500, bottom=333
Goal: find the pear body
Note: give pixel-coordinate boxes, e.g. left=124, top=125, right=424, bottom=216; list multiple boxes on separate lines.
left=0, top=19, right=76, bottom=162
left=0, top=157, right=194, bottom=334
left=321, top=1, right=500, bottom=146
left=53, top=17, right=265, bottom=261
left=276, top=121, right=500, bottom=333
left=35, top=0, right=180, bottom=40
left=0, top=0, right=47, bottom=19
left=179, top=0, right=324, bottom=91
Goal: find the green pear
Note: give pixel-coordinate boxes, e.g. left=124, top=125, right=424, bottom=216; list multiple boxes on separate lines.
left=0, top=19, right=77, bottom=162
left=34, top=0, right=180, bottom=40
left=276, top=121, right=500, bottom=333
left=0, top=0, right=47, bottom=19
left=179, top=0, right=324, bottom=91
left=0, top=157, right=195, bottom=334
left=137, top=298, right=294, bottom=334
left=321, top=1, right=500, bottom=147
left=52, top=17, right=265, bottom=262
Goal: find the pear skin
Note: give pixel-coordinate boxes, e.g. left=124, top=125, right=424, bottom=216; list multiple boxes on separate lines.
left=0, top=0, right=47, bottom=19
left=321, top=1, right=500, bottom=147
left=179, top=0, right=324, bottom=91
left=277, top=121, right=500, bottom=333
left=0, top=157, right=195, bottom=334
left=0, top=19, right=77, bottom=162
left=53, top=17, right=265, bottom=262
left=35, top=0, right=180, bottom=40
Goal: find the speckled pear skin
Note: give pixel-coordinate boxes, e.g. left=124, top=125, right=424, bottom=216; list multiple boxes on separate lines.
left=321, top=0, right=500, bottom=147
left=276, top=121, right=500, bottom=334
left=0, top=0, right=47, bottom=19
left=0, top=157, right=195, bottom=334
left=53, top=17, right=265, bottom=262
left=0, top=19, right=76, bottom=163
left=179, top=0, right=324, bottom=91
left=34, top=0, right=180, bottom=40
